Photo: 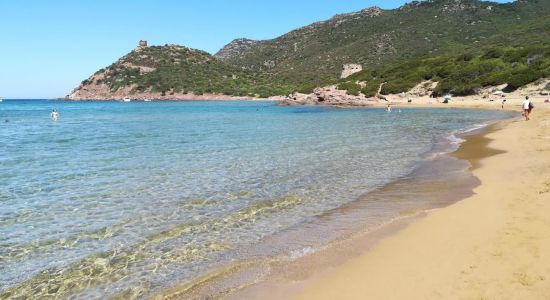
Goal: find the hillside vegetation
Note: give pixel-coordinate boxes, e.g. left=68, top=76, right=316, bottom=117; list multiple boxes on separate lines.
left=70, top=0, right=550, bottom=99
left=216, top=0, right=550, bottom=87
left=78, top=45, right=301, bottom=98
left=339, top=44, right=550, bottom=97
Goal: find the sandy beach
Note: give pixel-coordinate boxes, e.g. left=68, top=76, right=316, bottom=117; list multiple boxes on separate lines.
left=379, top=92, right=550, bottom=112
left=289, top=104, right=550, bottom=299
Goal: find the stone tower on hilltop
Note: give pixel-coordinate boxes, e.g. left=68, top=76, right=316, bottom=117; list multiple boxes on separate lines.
left=139, top=40, right=148, bottom=48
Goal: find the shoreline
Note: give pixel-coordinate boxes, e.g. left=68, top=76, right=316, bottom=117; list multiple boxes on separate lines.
left=56, top=97, right=277, bottom=102
left=290, top=106, right=550, bottom=299
left=155, top=112, right=514, bottom=299
left=61, top=93, right=285, bottom=102
left=219, top=118, right=513, bottom=300
left=59, top=93, right=550, bottom=113
left=4, top=100, right=543, bottom=298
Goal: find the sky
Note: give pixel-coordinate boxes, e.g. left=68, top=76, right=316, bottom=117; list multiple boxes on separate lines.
left=0, top=0, right=512, bottom=99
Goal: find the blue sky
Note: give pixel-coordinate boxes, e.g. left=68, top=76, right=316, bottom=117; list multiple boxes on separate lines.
left=0, top=0, right=511, bottom=99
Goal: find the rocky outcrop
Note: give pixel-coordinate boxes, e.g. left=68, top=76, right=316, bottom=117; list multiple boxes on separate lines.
left=327, top=6, right=383, bottom=28
left=279, top=85, right=377, bottom=106
left=341, top=64, right=363, bottom=79
left=280, top=77, right=550, bottom=107
left=407, top=81, right=438, bottom=97
left=66, top=60, right=263, bottom=101
left=215, top=38, right=260, bottom=61
left=400, top=0, right=480, bottom=12
left=515, top=78, right=550, bottom=96
left=66, top=81, right=262, bottom=101
left=439, top=0, right=479, bottom=13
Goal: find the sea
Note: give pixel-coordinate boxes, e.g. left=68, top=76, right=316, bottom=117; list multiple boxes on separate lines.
left=0, top=100, right=513, bottom=299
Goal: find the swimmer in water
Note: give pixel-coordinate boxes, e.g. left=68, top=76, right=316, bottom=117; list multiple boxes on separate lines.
left=386, top=103, right=392, bottom=112
left=51, top=109, right=59, bottom=121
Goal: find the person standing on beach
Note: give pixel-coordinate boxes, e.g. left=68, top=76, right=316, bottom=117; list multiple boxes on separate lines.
left=522, top=96, right=532, bottom=121
left=501, top=98, right=507, bottom=110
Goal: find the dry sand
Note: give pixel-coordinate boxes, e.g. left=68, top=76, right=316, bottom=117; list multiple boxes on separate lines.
left=374, top=91, right=550, bottom=112
left=295, top=106, right=550, bottom=299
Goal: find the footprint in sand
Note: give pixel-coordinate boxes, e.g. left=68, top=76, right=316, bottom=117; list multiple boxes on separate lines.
left=514, top=272, right=534, bottom=286
left=513, top=271, right=545, bottom=287
left=539, top=182, right=550, bottom=194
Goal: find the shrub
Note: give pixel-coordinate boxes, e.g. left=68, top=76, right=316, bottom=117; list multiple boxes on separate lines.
left=450, top=84, right=478, bottom=96
left=457, top=53, right=475, bottom=61
left=482, top=48, right=505, bottom=59
left=361, top=81, right=382, bottom=97
left=380, top=78, right=418, bottom=95
left=506, top=69, right=542, bottom=91
left=337, top=82, right=361, bottom=96
left=296, top=83, right=316, bottom=94
left=476, top=71, right=510, bottom=87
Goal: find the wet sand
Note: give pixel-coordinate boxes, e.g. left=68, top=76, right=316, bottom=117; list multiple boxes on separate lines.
left=295, top=107, right=550, bottom=299
left=452, top=122, right=505, bottom=170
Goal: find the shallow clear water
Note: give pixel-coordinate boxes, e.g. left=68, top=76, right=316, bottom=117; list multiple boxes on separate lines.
left=0, top=100, right=510, bottom=298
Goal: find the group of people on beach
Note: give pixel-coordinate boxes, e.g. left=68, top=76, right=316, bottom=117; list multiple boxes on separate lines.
left=382, top=96, right=536, bottom=122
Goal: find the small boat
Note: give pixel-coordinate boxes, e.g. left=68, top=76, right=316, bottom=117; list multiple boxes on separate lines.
left=122, top=98, right=131, bottom=102
left=0, top=97, right=3, bottom=102
left=143, top=99, right=152, bottom=102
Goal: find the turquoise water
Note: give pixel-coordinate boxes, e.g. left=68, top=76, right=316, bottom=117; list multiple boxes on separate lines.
left=0, top=100, right=510, bottom=298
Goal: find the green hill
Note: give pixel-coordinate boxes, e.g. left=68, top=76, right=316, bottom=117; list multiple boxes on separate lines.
left=339, top=44, right=550, bottom=97
left=69, top=0, right=550, bottom=99
left=68, top=45, right=301, bottom=99
left=216, top=0, right=550, bottom=86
